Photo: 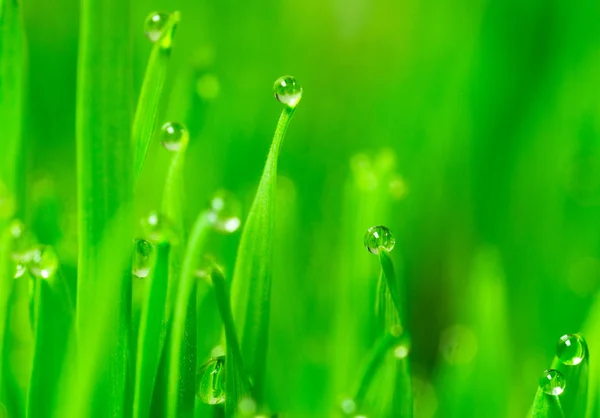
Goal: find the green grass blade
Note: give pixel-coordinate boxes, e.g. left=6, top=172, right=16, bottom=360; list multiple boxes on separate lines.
left=27, top=270, right=73, bottom=417
left=230, top=104, right=298, bottom=401
left=379, top=250, right=403, bottom=325
left=0, top=0, right=24, bottom=211
left=76, top=0, right=133, bottom=413
left=530, top=388, right=565, bottom=418
left=133, top=12, right=180, bottom=180
left=133, top=243, right=170, bottom=418
left=166, top=211, right=212, bottom=417
left=211, top=267, right=251, bottom=417
left=0, top=228, right=16, bottom=411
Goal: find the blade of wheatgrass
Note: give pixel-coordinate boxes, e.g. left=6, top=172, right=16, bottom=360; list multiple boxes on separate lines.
left=530, top=388, right=565, bottom=418
left=27, top=270, right=73, bottom=418
left=76, top=0, right=133, bottom=413
left=0, top=228, right=16, bottom=412
left=0, top=0, right=24, bottom=211
left=132, top=11, right=180, bottom=180
left=211, top=267, right=251, bottom=417
left=166, top=211, right=212, bottom=417
left=583, top=293, right=600, bottom=418
left=230, top=103, right=299, bottom=401
left=133, top=243, right=170, bottom=418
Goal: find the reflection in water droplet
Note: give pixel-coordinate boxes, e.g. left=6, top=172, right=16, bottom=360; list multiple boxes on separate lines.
left=196, top=356, right=226, bottom=405
left=557, top=334, right=586, bottom=366
left=132, top=239, right=154, bottom=278
left=364, top=225, right=395, bottom=255
left=208, top=190, right=242, bottom=233
left=28, top=246, right=59, bottom=279
left=273, top=75, right=303, bottom=108
left=439, top=324, right=478, bottom=365
left=539, top=369, right=566, bottom=396
left=161, top=122, right=189, bottom=152
left=144, top=12, right=170, bottom=42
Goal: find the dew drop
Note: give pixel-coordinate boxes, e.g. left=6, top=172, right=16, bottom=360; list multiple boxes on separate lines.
left=196, top=356, right=226, bottom=405
left=14, top=263, right=26, bottom=279
left=132, top=239, right=153, bottom=278
left=364, top=225, right=395, bottom=255
left=161, top=122, right=189, bottom=152
left=273, top=75, right=303, bottom=108
left=141, top=211, right=172, bottom=243
left=208, top=190, right=242, bottom=233
left=394, top=343, right=411, bottom=359
left=28, top=246, right=59, bottom=280
left=557, top=334, right=586, bottom=366
left=144, top=12, right=170, bottom=42
left=539, top=369, right=566, bottom=396
left=8, top=220, right=37, bottom=264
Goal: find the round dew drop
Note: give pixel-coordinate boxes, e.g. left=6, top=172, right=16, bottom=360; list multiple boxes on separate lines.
left=196, top=356, right=226, bottom=405
left=364, top=225, right=395, bottom=255
left=273, top=75, right=303, bottom=108
left=161, top=122, right=189, bottom=152
left=539, top=369, right=566, bottom=396
left=132, top=239, right=153, bottom=278
left=208, top=190, right=242, bottom=233
left=28, top=246, right=59, bottom=280
left=144, top=12, right=170, bottom=42
left=557, top=334, right=586, bottom=366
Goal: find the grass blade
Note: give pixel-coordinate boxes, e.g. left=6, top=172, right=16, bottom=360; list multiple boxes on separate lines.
left=133, top=243, right=170, bottom=418
left=133, top=12, right=180, bottom=180
left=230, top=103, right=299, bottom=401
left=76, top=0, right=133, bottom=413
left=0, top=228, right=16, bottom=413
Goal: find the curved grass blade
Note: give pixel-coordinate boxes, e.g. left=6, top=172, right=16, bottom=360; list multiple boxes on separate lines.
left=230, top=104, right=299, bottom=401
left=166, top=211, right=212, bottom=417
left=27, top=270, right=73, bottom=418
left=133, top=243, right=170, bottom=418
left=76, top=0, right=133, bottom=413
left=133, top=11, right=181, bottom=180
left=211, top=267, right=251, bottom=417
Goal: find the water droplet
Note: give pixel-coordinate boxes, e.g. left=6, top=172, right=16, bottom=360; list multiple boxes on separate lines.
left=196, top=356, right=226, bottom=405
left=144, top=12, right=170, bottom=42
left=439, top=324, right=478, bottom=365
left=141, top=211, right=172, bottom=243
left=539, top=369, right=566, bottom=396
left=207, top=190, right=242, bottom=233
left=340, top=398, right=357, bottom=415
left=557, top=334, right=586, bottom=366
left=394, top=343, right=411, bottom=359
left=132, top=239, right=153, bottom=278
left=238, top=397, right=257, bottom=415
left=8, top=220, right=37, bottom=264
left=28, top=246, right=59, bottom=280
left=273, top=75, right=303, bottom=108
left=364, top=225, right=395, bottom=255
left=161, top=122, right=189, bottom=152
left=14, top=263, right=26, bottom=279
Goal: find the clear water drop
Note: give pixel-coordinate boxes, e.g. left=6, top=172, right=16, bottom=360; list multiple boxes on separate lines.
left=207, top=190, right=242, bottom=233
left=9, top=220, right=37, bottom=264
left=144, top=12, right=170, bottom=42
left=132, top=239, right=153, bottom=278
left=364, top=225, right=395, bottom=255
left=539, top=369, right=566, bottom=396
left=14, top=263, right=26, bottom=279
left=196, top=356, right=226, bottom=405
left=141, top=211, right=171, bottom=243
left=161, top=122, right=189, bottom=152
left=28, top=246, right=59, bottom=280
left=557, top=334, right=586, bottom=366
left=273, top=75, right=303, bottom=108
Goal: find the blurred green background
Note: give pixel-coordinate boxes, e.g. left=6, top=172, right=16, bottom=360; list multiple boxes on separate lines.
left=16, top=0, right=600, bottom=416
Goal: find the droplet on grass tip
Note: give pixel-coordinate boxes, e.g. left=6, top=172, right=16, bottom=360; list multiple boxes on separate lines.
left=28, top=246, right=59, bottom=280
left=364, top=225, right=395, bottom=255
left=161, top=122, right=189, bottom=152
left=144, top=12, right=170, bottom=42
left=273, top=75, right=302, bottom=108
left=132, top=239, right=153, bottom=278
left=557, top=334, right=586, bottom=366
left=196, top=356, right=226, bottom=405
left=208, top=190, right=242, bottom=233
left=539, top=369, right=565, bottom=396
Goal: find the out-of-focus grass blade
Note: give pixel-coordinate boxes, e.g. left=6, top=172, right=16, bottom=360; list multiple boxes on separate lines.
left=27, top=270, right=73, bottom=417
left=211, top=267, right=251, bottom=417
left=582, top=293, right=600, bottom=417
left=133, top=12, right=180, bottom=180
left=0, top=228, right=16, bottom=413
left=76, top=0, right=133, bottom=414
left=0, top=0, right=24, bottom=210
left=133, top=243, right=170, bottom=418
left=230, top=104, right=298, bottom=401
left=166, top=211, right=212, bottom=417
